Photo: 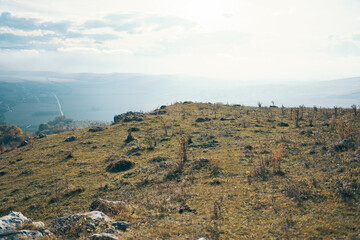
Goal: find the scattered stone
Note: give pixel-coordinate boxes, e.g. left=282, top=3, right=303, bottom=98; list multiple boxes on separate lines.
left=111, top=221, right=130, bottom=231
left=195, top=117, right=211, bottom=123
left=91, top=233, right=119, bottom=240
left=329, top=139, right=355, bottom=152
left=277, top=122, right=289, bottom=127
left=0, top=211, right=32, bottom=233
left=65, top=136, right=76, bottom=142
left=106, top=160, right=134, bottom=173
left=89, top=127, right=104, bottom=132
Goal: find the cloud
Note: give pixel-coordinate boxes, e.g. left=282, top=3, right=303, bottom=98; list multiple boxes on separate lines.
left=84, top=13, right=196, bottom=34
left=0, top=12, right=70, bottom=34
left=0, top=11, right=194, bottom=51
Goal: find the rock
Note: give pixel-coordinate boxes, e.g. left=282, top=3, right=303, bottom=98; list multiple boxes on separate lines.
left=38, top=133, right=46, bottom=138
left=89, top=127, right=104, bottom=132
left=220, top=117, right=235, bottom=121
left=19, top=140, right=29, bottom=147
left=277, top=122, right=289, bottom=127
left=329, top=139, right=355, bottom=152
left=91, top=233, right=119, bottom=240
left=32, top=222, right=45, bottom=229
left=65, top=136, right=76, bottom=142
left=195, top=117, right=211, bottom=123
left=113, top=112, right=144, bottom=123
left=198, top=238, right=207, bottom=240
left=105, top=228, right=117, bottom=234
left=106, top=160, right=134, bottom=173
left=85, top=211, right=112, bottom=222
left=50, top=213, right=85, bottom=234
left=0, top=230, right=44, bottom=240
left=160, top=105, right=167, bottom=109
left=111, top=221, right=130, bottom=231
left=51, top=211, right=112, bottom=235
left=0, top=211, right=32, bottom=233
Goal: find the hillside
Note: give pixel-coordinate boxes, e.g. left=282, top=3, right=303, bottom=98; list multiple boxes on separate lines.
left=1, top=71, right=360, bottom=133
left=0, top=102, right=359, bottom=239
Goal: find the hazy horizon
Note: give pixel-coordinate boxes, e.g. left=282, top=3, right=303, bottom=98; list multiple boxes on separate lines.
left=1, top=0, right=360, bottom=82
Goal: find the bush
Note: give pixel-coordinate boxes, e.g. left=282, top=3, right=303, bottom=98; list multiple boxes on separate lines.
left=106, top=160, right=134, bottom=173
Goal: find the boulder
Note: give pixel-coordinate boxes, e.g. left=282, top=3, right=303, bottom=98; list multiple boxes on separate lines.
left=91, top=233, right=119, bottom=240
left=51, top=211, right=112, bottom=235
left=85, top=211, right=112, bottom=222
left=113, top=112, right=144, bottom=123
left=0, top=211, right=32, bottom=233
left=0, top=230, right=45, bottom=240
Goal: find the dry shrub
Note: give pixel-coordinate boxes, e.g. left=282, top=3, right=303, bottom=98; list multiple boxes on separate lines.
left=252, top=158, right=270, bottom=180
left=284, top=180, right=313, bottom=202
left=209, top=158, right=221, bottom=177
left=271, top=146, right=283, bottom=174
left=89, top=198, right=127, bottom=217
left=336, top=113, right=353, bottom=140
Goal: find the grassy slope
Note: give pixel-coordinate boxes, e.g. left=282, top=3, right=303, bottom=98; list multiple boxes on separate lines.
left=0, top=102, right=359, bottom=239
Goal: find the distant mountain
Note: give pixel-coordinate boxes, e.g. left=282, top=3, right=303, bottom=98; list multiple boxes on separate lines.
left=0, top=71, right=359, bottom=132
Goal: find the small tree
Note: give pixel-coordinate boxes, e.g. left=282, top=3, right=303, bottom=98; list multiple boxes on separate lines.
left=351, top=104, right=357, bottom=116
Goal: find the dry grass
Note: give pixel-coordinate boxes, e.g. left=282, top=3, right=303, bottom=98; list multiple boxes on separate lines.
left=0, top=102, right=359, bottom=239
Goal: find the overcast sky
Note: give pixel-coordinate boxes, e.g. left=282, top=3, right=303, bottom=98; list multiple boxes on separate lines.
left=1, top=0, right=360, bottom=82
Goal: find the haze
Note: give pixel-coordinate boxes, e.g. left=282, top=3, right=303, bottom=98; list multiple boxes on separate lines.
left=1, top=0, right=360, bottom=82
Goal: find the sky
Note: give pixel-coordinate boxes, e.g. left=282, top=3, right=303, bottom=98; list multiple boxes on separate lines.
left=1, top=0, right=360, bottom=82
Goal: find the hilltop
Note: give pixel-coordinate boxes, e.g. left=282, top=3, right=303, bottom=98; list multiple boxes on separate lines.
left=0, top=102, right=359, bottom=239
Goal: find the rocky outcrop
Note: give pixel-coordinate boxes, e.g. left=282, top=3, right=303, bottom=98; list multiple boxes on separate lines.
left=89, top=127, right=104, bottom=132
left=0, top=211, right=31, bottom=233
left=0, top=230, right=45, bottom=240
left=51, top=211, right=111, bottom=234
left=113, top=112, right=144, bottom=123
left=0, top=211, right=50, bottom=240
